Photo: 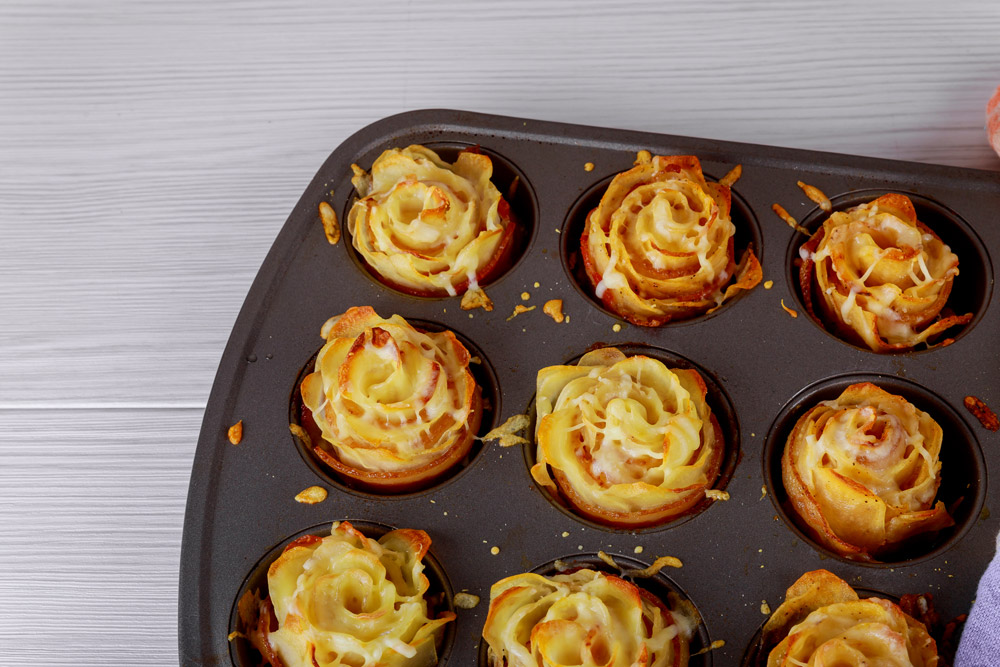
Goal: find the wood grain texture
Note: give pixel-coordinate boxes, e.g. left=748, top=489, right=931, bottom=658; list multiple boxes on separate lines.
left=0, top=0, right=997, bottom=664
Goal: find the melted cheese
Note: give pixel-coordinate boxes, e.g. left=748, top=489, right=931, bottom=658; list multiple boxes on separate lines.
left=532, top=347, right=721, bottom=523
left=264, top=522, right=454, bottom=667
left=582, top=155, right=759, bottom=324
left=348, top=145, right=511, bottom=296
left=483, top=568, right=693, bottom=667
left=783, top=383, right=951, bottom=559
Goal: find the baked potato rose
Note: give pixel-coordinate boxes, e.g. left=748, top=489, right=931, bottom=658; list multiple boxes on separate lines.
left=299, top=307, right=482, bottom=492
left=782, top=383, right=953, bottom=561
left=581, top=155, right=761, bottom=326
left=245, top=521, right=454, bottom=667
left=799, top=193, right=971, bottom=351
left=483, top=568, right=694, bottom=667
left=761, top=570, right=938, bottom=667
left=348, top=145, right=517, bottom=297
left=532, top=347, right=724, bottom=528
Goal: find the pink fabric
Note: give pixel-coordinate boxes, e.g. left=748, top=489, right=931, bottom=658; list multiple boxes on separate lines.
left=988, top=85, right=1000, bottom=158
left=955, top=531, right=1000, bottom=667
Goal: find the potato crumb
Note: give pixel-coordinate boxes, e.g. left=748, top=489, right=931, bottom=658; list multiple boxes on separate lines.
left=506, top=304, right=536, bottom=321
left=719, top=164, right=743, bottom=187
left=561, top=531, right=570, bottom=537
left=543, top=299, right=565, bottom=323
left=797, top=180, right=833, bottom=212
left=772, top=203, right=812, bottom=235
left=289, top=423, right=312, bottom=448
left=705, top=489, right=730, bottom=501
left=318, top=201, right=341, bottom=245
left=584, top=161, right=595, bottom=172
left=461, top=287, right=494, bottom=312
left=760, top=485, right=767, bottom=500
left=692, top=640, right=726, bottom=657
left=781, top=298, right=799, bottom=318
left=454, top=592, right=480, bottom=609
left=520, top=291, right=531, bottom=301
left=634, top=546, right=644, bottom=554
left=227, top=420, right=243, bottom=445
left=764, top=280, right=774, bottom=289
left=597, top=551, right=619, bottom=570
left=295, top=486, right=328, bottom=504
left=623, top=555, right=682, bottom=578
left=490, top=546, right=500, bottom=555
left=635, top=150, right=652, bottom=165
left=533, top=281, right=540, bottom=288
left=227, top=631, right=246, bottom=641
left=761, top=601, right=772, bottom=615
left=965, top=395, right=999, bottom=431
left=612, top=323, right=622, bottom=332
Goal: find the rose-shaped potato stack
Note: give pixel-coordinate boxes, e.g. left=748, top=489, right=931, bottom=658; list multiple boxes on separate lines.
left=348, top=145, right=517, bottom=297
left=761, top=570, right=938, bottom=667
left=531, top=347, right=723, bottom=528
left=299, top=306, right=482, bottom=492
left=799, top=193, right=971, bottom=351
left=782, top=383, right=953, bottom=561
left=483, top=568, right=694, bottom=667
left=580, top=154, right=761, bottom=326
left=245, top=521, right=454, bottom=667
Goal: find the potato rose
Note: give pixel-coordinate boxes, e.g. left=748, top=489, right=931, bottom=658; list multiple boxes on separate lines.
left=799, top=193, right=971, bottom=351
left=246, top=521, right=454, bottom=667
left=761, top=570, right=938, bottom=667
left=483, top=568, right=694, bottom=667
left=531, top=347, right=724, bottom=528
left=581, top=154, right=761, bottom=326
left=299, top=306, right=482, bottom=492
left=348, top=145, right=517, bottom=297
left=782, top=383, right=953, bottom=561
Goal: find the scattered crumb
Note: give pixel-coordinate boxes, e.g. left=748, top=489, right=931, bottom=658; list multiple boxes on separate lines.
left=481, top=414, right=531, bottom=447
left=797, top=180, right=832, bottom=212
left=772, top=203, right=812, bottom=235
left=764, top=280, right=774, bottom=289
left=760, top=485, right=767, bottom=500
left=781, top=299, right=799, bottom=318
left=634, top=150, right=652, bottom=165
left=561, top=531, right=570, bottom=537
left=295, top=486, right=328, bottom=504
left=760, top=601, right=772, bottom=615
left=706, top=489, right=730, bottom=501
left=469, top=356, right=482, bottom=364
left=624, top=555, right=682, bottom=578
left=506, top=304, right=536, bottom=321
left=520, top=291, right=531, bottom=301
left=555, top=228, right=561, bottom=234
left=454, top=592, right=480, bottom=609
left=965, top=396, right=999, bottom=431
left=227, top=420, right=243, bottom=445
left=227, top=631, right=246, bottom=641
left=289, top=423, right=312, bottom=448
left=634, top=546, right=644, bottom=554
left=612, top=323, right=622, bottom=332
left=543, top=299, right=565, bottom=323
left=430, top=499, right=436, bottom=504
left=719, top=164, right=743, bottom=188
left=597, top=551, right=619, bottom=570
left=533, top=281, right=540, bottom=288
left=692, top=640, right=726, bottom=656
left=443, top=511, right=448, bottom=516
left=490, top=546, right=500, bottom=555
left=584, top=162, right=595, bottom=172
left=318, top=201, right=341, bottom=245
left=565, top=315, right=570, bottom=323
left=461, top=287, right=494, bottom=312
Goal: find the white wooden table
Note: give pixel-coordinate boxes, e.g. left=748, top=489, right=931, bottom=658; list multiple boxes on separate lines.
left=2, top=1, right=998, bottom=664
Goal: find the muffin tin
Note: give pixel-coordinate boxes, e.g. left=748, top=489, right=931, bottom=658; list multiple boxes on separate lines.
left=178, top=109, right=999, bottom=666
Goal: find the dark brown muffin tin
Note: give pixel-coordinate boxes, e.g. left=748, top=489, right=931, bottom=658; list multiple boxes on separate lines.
left=179, top=109, right=999, bottom=666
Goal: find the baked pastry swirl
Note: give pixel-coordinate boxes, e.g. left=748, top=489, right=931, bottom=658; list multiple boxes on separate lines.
left=246, top=521, right=454, bottom=667
left=799, top=193, right=971, bottom=351
left=782, top=383, right=953, bottom=561
left=299, top=306, right=482, bottom=492
left=348, top=145, right=517, bottom=297
left=531, top=347, right=723, bottom=528
left=761, top=569, right=938, bottom=667
left=580, top=155, right=761, bottom=326
left=483, top=568, right=694, bottom=667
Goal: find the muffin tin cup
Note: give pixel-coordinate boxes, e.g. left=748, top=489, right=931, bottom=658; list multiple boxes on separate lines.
left=179, top=110, right=1000, bottom=666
